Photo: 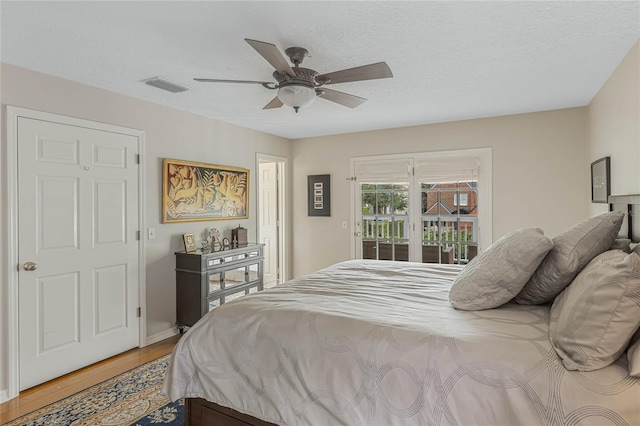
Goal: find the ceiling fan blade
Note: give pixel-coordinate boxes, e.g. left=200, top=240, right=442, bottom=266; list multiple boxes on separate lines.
left=318, top=88, right=367, bottom=108
left=263, top=96, right=283, bottom=110
left=194, top=78, right=272, bottom=85
left=245, top=39, right=295, bottom=77
left=318, top=62, right=393, bottom=85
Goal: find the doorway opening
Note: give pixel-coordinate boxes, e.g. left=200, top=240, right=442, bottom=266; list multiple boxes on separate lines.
left=256, top=154, right=287, bottom=287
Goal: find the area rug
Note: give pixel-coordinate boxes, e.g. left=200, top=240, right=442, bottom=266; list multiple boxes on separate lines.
left=4, top=354, right=184, bottom=426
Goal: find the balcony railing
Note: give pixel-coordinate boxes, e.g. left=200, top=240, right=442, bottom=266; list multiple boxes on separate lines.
left=362, top=215, right=478, bottom=264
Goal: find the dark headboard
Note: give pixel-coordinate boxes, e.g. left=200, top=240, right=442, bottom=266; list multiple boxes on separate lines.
left=608, top=194, right=640, bottom=243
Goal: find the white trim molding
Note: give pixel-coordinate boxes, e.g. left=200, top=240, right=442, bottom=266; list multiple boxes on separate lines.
left=2, top=106, right=147, bottom=402
left=256, top=153, right=288, bottom=284
left=146, top=327, right=180, bottom=346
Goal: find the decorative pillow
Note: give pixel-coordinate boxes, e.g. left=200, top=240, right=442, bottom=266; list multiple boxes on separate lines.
left=611, top=238, right=632, bottom=253
left=514, top=211, right=625, bottom=305
left=549, top=250, right=640, bottom=371
left=449, top=228, right=553, bottom=311
left=627, top=246, right=640, bottom=376
left=628, top=328, right=640, bottom=377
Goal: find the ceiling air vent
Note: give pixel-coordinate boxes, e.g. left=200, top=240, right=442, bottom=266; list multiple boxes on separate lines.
left=142, top=77, right=188, bottom=93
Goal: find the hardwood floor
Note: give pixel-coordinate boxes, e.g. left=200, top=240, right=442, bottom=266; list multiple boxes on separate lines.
left=0, top=334, right=181, bottom=424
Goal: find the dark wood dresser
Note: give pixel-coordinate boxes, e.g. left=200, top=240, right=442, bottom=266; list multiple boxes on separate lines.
left=175, top=243, right=264, bottom=332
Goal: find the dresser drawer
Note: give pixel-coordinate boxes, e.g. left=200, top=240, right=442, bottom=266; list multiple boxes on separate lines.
left=207, top=282, right=260, bottom=312
left=204, top=248, right=263, bottom=270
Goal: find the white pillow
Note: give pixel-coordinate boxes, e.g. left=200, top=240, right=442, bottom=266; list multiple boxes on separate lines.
left=515, top=211, right=625, bottom=305
left=549, top=250, right=640, bottom=371
left=449, top=228, right=553, bottom=311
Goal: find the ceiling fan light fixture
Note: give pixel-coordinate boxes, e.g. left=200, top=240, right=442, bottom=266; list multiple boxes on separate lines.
left=277, top=84, right=316, bottom=112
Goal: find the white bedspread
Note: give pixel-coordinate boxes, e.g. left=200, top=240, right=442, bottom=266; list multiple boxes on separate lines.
left=163, top=260, right=640, bottom=425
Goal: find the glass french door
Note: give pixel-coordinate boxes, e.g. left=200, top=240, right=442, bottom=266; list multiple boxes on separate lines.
left=420, top=181, right=479, bottom=264
left=359, top=182, right=410, bottom=261
left=353, top=153, right=483, bottom=265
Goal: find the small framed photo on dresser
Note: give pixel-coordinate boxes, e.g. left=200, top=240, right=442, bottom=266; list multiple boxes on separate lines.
left=183, top=233, right=197, bottom=253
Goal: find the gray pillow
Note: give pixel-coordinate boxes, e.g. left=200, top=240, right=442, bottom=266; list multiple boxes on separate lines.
left=549, top=250, right=640, bottom=371
left=627, top=246, right=640, bottom=376
left=611, top=238, right=632, bottom=253
left=628, top=328, right=640, bottom=377
left=514, top=211, right=625, bottom=305
left=449, top=228, right=553, bottom=311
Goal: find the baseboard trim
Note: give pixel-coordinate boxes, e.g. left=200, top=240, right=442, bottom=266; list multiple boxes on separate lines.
left=145, top=327, right=179, bottom=346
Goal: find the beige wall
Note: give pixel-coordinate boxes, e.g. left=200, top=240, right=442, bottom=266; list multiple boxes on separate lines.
left=1, top=38, right=636, bottom=400
left=588, top=39, right=640, bottom=220
left=0, top=63, right=292, bottom=396
left=291, top=108, right=590, bottom=277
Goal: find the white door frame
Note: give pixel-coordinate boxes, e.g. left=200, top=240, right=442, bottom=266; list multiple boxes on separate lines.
left=256, top=153, right=287, bottom=283
left=3, top=106, right=147, bottom=402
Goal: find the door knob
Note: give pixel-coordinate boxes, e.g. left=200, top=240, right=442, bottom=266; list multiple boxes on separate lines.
left=23, top=262, right=37, bottom=271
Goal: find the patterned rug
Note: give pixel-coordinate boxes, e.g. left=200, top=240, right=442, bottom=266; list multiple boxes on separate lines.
left=4, top=354, right=184, bottom=426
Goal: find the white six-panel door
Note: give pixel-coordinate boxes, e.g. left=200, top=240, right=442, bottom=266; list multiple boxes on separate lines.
left=17, top=117, right=140, bottom=390
left=259, top=161, right=279, bottom=287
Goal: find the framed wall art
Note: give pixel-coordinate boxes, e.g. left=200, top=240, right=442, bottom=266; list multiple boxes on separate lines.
left=163, top=159, right=249, bottom=223
left=591, top=156, right=610, bottom=203
left=308, top=174, right=331, bottom=216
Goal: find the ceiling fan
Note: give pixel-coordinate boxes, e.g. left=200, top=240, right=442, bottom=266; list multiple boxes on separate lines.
left=194, top=39, right=393, bottom=113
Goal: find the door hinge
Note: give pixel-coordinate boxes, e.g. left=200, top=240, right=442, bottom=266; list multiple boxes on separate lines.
left=346, top=176, right=356, bottom=181
left=137, top=307, right=142, bottom=318
left=136, top=230, right=141, bottom=240
left=135, top=154, right=140, bottom=164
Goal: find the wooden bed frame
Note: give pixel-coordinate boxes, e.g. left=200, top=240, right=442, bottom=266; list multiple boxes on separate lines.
left=184, top=194, right=640, bottom=426
left=185, top=398, right=276, bottom=426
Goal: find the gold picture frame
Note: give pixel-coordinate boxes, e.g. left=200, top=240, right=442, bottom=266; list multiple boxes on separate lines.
left=163, top=159, right=250, bottom=223
left=183, top=233, right=197, bottom=253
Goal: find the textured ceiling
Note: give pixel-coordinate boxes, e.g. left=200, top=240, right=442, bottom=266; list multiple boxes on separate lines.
left=1, top=1, right=639, bottom=139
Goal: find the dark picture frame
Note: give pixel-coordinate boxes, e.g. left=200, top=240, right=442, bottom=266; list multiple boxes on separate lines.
left=591, top=156, right=610, bottom=203
left=308, top=174, right=331, bottom=216
left=163, top=158, right=249, bottom=223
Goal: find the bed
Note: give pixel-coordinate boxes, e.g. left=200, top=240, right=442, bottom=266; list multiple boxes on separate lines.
left=164, top=194, right=640, bottom=426
left=163, top=254, right=640, bottom=425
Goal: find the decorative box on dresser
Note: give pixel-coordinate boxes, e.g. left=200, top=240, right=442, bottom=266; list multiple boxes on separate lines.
left=175, top=243, right=264, bottom=332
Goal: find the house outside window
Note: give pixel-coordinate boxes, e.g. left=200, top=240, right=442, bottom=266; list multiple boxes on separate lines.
left=454, top=192, right=469, bottom=206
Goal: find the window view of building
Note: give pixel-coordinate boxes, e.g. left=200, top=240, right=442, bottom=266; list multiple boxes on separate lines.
left=421, top=181, right=478, bottom=264
left=359, top=180, right=478, bottom=265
